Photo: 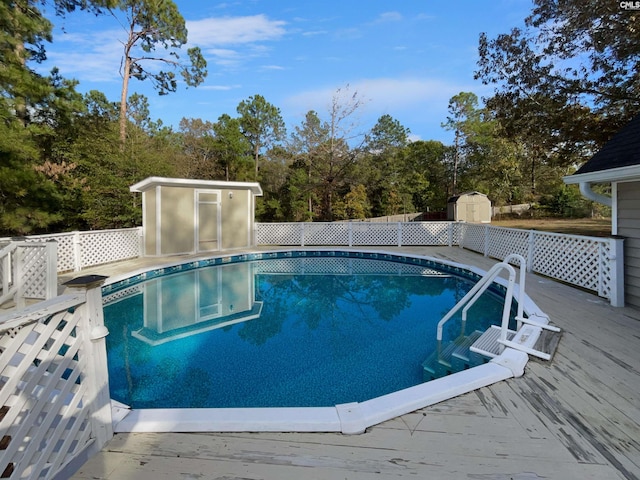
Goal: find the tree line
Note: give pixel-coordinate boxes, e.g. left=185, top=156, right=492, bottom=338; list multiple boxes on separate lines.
left=1, top=0, right=638, bottom=236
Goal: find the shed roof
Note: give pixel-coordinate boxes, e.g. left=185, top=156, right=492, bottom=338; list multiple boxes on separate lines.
left=564, top=114, right=640, bottom=184
left=130, top=176, right=263, bottom=195
left=447, top=191, right=489, bottom=203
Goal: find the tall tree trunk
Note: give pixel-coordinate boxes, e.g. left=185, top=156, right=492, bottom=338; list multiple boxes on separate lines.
left=12, top=3, right=27, bottom=127
left=253, top=143, right=260, bottom=180
left=119, top=54, right=132, bottom=149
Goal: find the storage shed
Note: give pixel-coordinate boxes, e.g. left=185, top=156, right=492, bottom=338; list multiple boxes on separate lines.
left=130, top=177, right=263, bottom=256
left=447, top=192, right=492, bottom=223
left=564, top=113, right=640, bottom=309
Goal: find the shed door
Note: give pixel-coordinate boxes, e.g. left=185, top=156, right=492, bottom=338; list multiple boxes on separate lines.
left=466, top=203, right=478, bottom=222
left=196, top=190, right=221, bottom=252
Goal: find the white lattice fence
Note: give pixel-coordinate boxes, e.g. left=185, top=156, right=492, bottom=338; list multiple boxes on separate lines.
left=1, top=228, right=142, bottom=273
left=16, top=244, right=55, bottom=300
left=0, top=282, right=112, bottom=479
left=351, top=223, right=398, bottom=245
left=458, top=225, right=623, bottom=305
left=256, top=222, right=459, bottom=247
left=486, top=227, right=531, bottom=263
left=400, top=222, right=456, bottom=246
left=256, top=222, right=620, bottom=304
left=599, top=241, right=615, bottom=300
left=459, top=224, right=487, bottom=253
left=0, top=243, right=57, bottom=309
left=305, top=223, right=351, bottom=245
left=253, top=257, right=445, bottom=276
left=18, top=233, right=76, bottom=273
left=79, top=229, right=140, bottom=269
left=531, top=232, right=602, bottom=292
left=255, top=223, right=303, bottom=245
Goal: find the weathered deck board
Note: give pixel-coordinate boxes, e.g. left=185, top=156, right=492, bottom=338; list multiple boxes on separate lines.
left=71, top=246, right=640, bottom=480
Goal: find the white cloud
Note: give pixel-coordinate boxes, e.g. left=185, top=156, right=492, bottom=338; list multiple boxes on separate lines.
left=261, top=65, right=286, bottom=71
left=199, top=84, right=242, bottom=91
left=284, top=77, right=476, bottom=115
left=43, top=29, right=123, bottom=83
left=374, top=12, right=403, bottom=23
left=186, top=15, right=287, bottom=46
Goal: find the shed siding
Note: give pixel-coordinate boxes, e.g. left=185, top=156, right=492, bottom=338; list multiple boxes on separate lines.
left=144, top=189, right=157, bottom=255
left=617, top=181, right=640, bottom=308
left=221, top=189, right=251, bottom=249
left=447, top=193, right=491, bottom=223
left=160, top=186, right=195, bottom=255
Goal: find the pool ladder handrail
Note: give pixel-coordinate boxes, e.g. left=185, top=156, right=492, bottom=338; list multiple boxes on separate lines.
left=436, top=254, right=560, bottom=358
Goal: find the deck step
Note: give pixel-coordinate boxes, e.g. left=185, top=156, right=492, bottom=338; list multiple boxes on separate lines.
left=451, top=330, right=483, bottom=362
left=422, top=331, right=485, bottom=380
left=470, top=325, right=516, bottom=358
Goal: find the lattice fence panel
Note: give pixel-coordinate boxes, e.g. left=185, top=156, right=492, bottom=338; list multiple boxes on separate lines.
left=400, top=223, right=452, bottom=246
left=253, top=257, right=446, bottom=276
left=255, top=223, right=303, bottom=245
left=18, top=245, right=48, bottom=299
left=304, top=223, right=350, bottom=245
left=80, top=229, right=140, bottom=269
left=531, top=233, right=603, bottom=292
left=451, top=222, right=464, bottom=245
left=460, top=224, right=486, bottom=253
left=0, top=298, right=94, bottom=479
left=352, top=223, right=398, bottom=245
left=20, top=233, right=75, bottom=274
left=486, top=227, right=530, bottom=261
left=599, top=242, right=613, bottom=299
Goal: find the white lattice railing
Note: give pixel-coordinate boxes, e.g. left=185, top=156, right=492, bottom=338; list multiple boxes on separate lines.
left=458, top=224, right=624, bottom=307
left=0, top=228, right=142, bottom=274
left=0, top=277, right=112, bottom=479
left=0, top=242, right=58, bottom=309
left=256, top=222, right=624, bottom=306
left=255, top=222, right=461, bottom=247
left=1, top=222, right=623, bottom=306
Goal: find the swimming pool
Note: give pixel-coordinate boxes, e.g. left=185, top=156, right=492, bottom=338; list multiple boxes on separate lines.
left=102, top=249, right=538, bottom=434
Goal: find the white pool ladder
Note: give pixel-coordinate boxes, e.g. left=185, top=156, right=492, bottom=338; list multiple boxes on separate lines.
left=436, top=254, right=560, bottom=361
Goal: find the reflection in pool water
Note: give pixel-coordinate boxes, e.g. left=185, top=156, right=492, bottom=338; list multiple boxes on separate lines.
left=104, top=256, right=513, bottom=409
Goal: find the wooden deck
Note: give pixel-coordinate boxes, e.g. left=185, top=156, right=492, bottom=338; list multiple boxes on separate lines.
left=70, top=247, right=640, bottom=480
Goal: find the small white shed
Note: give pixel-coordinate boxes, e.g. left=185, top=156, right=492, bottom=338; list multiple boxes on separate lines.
left=130, top=177, right=263, bottom=256
left=447, top=192, right=492, bottom=223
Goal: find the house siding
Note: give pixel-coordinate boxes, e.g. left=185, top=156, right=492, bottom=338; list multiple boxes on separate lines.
left=617, top=181, right=640, bottom=309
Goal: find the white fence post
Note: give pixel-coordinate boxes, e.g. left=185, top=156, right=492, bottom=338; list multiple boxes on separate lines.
left=15, top=245, right=25, bottom=309
left=484, top=225, right=490, bottom=256
left=138, top=226, right=145, bottom=257
left=397, top=222, right=402, bottom=247
left=608, top=236, right=625, bottom=307
left=46, top=240, right=58, bottom=299
left=63, top=275, right=113, bottom=448
left=526, top=231, right=535, bottom=272
left=73, top=231, right=82, bottom=272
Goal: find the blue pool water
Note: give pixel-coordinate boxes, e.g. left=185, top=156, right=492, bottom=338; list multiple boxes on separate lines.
left=103, top=251, right=514, bottom=409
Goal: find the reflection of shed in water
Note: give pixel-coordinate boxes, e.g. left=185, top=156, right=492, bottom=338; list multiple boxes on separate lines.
left=132, top=262, right=262, bottom=345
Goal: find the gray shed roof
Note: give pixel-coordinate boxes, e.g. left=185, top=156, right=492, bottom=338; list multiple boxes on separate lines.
left=447, top=191, right=489, bottom=203
left=130, top=176, right=263, bottom=195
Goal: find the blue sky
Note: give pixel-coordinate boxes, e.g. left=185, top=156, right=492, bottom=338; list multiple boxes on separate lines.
left=40, top=0, right=532, bottom=144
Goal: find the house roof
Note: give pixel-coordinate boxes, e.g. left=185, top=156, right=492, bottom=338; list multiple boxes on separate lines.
left=130, top=177, right=263, bottom=195
left=564, top=114, right=640, bottom=184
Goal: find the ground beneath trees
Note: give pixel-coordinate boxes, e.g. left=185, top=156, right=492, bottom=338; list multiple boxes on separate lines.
left=490, top=217, right=612, bottom=237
